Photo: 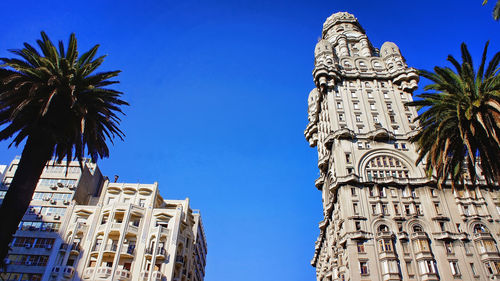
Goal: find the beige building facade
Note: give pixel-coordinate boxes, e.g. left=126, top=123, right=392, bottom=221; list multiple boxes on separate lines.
left=306, top=12, right=500, bottom=281
left=1, top=158, right=206, bottom=281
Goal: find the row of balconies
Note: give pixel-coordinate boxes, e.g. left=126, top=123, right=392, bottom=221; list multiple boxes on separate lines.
left=140, top=271, right=166, bottom=281
left=51, top=266, right=75, bottom=279
left=97, top=222, right=139, bottom=234
left=82, top=268, right=168, bottom=281
left=91, top=243, right=136, bottom=256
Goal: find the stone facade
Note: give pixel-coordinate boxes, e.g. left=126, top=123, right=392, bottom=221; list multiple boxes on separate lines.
left=0, top=158, right=206, bottom=281
left=306, top=12, right=500, bottom=281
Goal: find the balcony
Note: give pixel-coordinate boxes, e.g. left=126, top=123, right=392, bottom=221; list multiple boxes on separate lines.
left=156, top=247, right=167, bottom=259
left=175, top=255, right=184, bottom=264
left=121, top=245, right=135, bottom=257
left=126, top=224, right=138, bottom=234
left=473, top=232, right=493, bottom=240
left=152, top=271, right=165, bottom=281
left=115, top=268, right=131, bottom=280
left=91, top=244, right=102, bottom=253
left=95, top=267, right=113, bottom=278
left=83, top=268, right=95, bottom=279
left=62, top=266, right=75, bottom=278
left=70, top=242, right=81, bottom=254
left=103, top=243, right=118, bottom=252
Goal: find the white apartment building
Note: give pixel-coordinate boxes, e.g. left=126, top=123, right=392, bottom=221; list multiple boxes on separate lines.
left=305, top=12, right=500, bottom=281
left=0, top=158, right=207, bottom=281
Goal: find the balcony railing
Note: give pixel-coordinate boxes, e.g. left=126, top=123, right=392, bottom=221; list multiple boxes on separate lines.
left=115, top=268, right=131, bottom=280
left=104, top=243, right=118, bottom=252
left=96, top=267, right=113, bottom=278
left=83, top=268, right=95, bottom=279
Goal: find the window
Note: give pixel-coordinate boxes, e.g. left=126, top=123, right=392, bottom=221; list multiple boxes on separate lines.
left=351, top=91, right=357, bottom=98
left=464, top=242, right=472, bottom=255
left=365, top=142, right=371, bottom=148
left=357, top=241, right=365, bottom=253
left=406, top=261, right=415, bottom=277
left=365, top=155, right=409, bottom=180
left=345, top=153, right=351, bottom=163
left=337, top=102, right=343, bottom=109
left=389, top=115, right=396, bottom=123
left=418, top=260, right=438, bottom=274
left=353, top=102, right=360, bottom=110
left=434, top=203, right=441, bottom=215
left=416, top=204, right=422, bottom=215
left=379, top=224, right=389, bottom=232
left=355, top=221, right=361, bottom=231
left=386, top=103, right=392, bottom=110
left=370, top=103, right=376, bottom=110
left=373, top=115, right=379, bottom=123
left=367, top=91, right=374, bottom=98
left=355, top=114, right=362, bottom=122
left=353, top=203, right=359, bottom=215
left=360, top=261, right=369, bottom=275
left=413, top=224, right=423, bottom=232
left=394, top=204, right=400, bottom=215
left=473, top=224, right=488, bottom=233
left=339, top=113, right=345, bottom=121
left=378, top=239, right=393, bottom=252
left=470, top=263, right=477, bottom=276
left=439, top=222, right=446, bottom=232
left=449, top=261, right=460, bottom=276
left=369, top=187, right=375, bottom=197
left=351, top=188, right=357, bottom=196
left=404, top=204, right=411, bottom=215
left=383, top=92, right=389, bottom=99
left=463, top=205, right=470, bottom=216
left=444, top=241, right=453, bottom=254
left=381, top=204, right=388, bottom=215
left=379, top=186, right=386, bottom=197
left=402, top=241, right=409, bottom=253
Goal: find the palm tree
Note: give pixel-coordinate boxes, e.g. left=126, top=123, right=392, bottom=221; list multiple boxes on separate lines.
left=0, top=32, right=128, bottom=264
left=407, top=42, right=500, bottom=188
left=483, top=0, right=500, bottom=20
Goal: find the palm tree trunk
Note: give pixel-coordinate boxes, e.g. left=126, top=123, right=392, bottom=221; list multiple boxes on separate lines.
left=0, top=131, right=54, bottom=263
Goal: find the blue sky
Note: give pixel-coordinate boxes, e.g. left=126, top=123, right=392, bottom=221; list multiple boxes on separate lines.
left=0, top=0, right=498, bottom=280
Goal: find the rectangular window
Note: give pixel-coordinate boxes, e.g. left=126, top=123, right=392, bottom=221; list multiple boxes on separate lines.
left=386, top=103, right=392, bottom=109
left=351, top=188, right=357, bottom=196
left=355, top=221, right=361, bottom=231
left=338, top=113, right=345, bottom=122
left=470, top=263, right=477, bottom=276
left=416, top=204, right=422, bottom=215
left=353, top=102, right=360, bottom=110
left=371, top=204, right=377, bottom=214
left=389, top=115, right=396, bottom=123
left=356, top=114, right=362, bottom=122
left=404, top=204, right=411, bottom=215
left=383, top=92, right=389, bottom=99
left=402, top=241, right=409, bottom=253
left=337, top=102, right=343, bottom=109
left=406, top=261, right=415, bottom=277
left=449, top=261, right=460, bottom=276
left=394, top=204, right=400, bottom=215
left=382, top=204, right=388, bottom=215
left=345, top=153, right=351, bottom=163
left=444, top=241, right=453, bottom=254
left=370, top=103, right=376, bottom=110
left=434, top=203, right=441, bottom=215
left=360, top=261, right=369, bottom=275
left=353, top=203, right=359, bottom=215
left=367, top=91, right=374, bottom=98
left=351, top=91, right=357, bottom=98
left=440, top=222, right=446, bottom=232
left=357, top=242, right=365, bottom=253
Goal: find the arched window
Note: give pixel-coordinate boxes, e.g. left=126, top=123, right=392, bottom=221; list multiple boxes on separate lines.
left=378, top=224, right=389, bottom=232
left=413, top=224, right=423, bottom=232
left=365, top=155, right=410, bottom=180
left=474, top=224, right=489, bottom=233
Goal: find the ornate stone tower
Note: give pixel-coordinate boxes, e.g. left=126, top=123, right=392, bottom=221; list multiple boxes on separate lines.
left=306, top=12, right=500, bottom=281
